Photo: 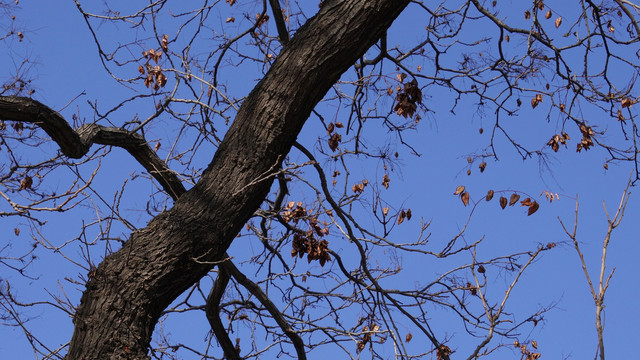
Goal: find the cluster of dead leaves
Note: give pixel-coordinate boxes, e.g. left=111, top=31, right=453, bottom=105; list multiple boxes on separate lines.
left=138, top=35, right=169, bottom=91
left=19, top=175, right=33, bottom=190
left=356, top=323, right=381, bottom=353
left=393, top=75, right=422, bottom=119
left=454, top=186, right=540, bottom=216
left=576, top=123, right=594, bottom=152
left=352, top=179, right=368, bottom=194
left=618, top=97, right=635, bottom=121
left=326, top=121, right=344, bottom=152
left=546, top=131, right=570, bottom=152
left=437, top=344, right=453, bottom=360
left=283, top=201, right=331, bottom=266
left=531, top=93, right=543, bottom=109
left=514, top=340, right=541, bottom=360
left=255, top=13, right=269, bottom=27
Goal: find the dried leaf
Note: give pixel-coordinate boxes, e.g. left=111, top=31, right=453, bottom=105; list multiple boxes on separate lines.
left=479, top=162, right=487, bottom=173
left=382, top=174, right=390, bottom=189
left=499, top=196, right=508, bottom=209
left=397, top=210, right=406, bottom=225
left=505, top=34, right=510, bottom=42
left=161, top=34, right=169, bottom=51
left=528, top=201, right=540, bottom=216
left=335, top=122, right=344, bottom=128
left=396, top=73, right=407, bottom=82
left=382, top=207, right=389, bottom=216
left=621, top=98, right=634, bottom=108
left=555, top=17, right=562, bottom=28
left=509, top=193, right=520, bottom=206
left=226, top=17, right=235, bottom=23
left=327, top=122, right=335, bottom=134
left=461, top=192, right=470, bottom=206
left=531, top=94, right=543, bottom=109
left=520, top=197, right=532, bottom=206
left=486, top=190, right=494, bottom=201
left=20, top=175, right=33, bottom=190
left=478, top=265, right=486, bottom=273
left=532, top=340, right=538, bottom=349
left=545, top=10, right=552, bottom=19
left=405, top=333, right=413, bottom=343
left=454, top=185, right=465, bottom=195
left=14, top=228, right=20, bottom=236
left=154, top=142, right=161, bottom=152
left=406, top=208, right=412, bottom=220
left=524, top=10, right=531, bottom=20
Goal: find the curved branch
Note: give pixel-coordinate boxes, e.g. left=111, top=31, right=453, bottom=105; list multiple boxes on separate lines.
left=221, top=257, right=307, bottom=360
left=205, top=264, right=240, bottom=360
left=0, top=96, right=186, bottom=200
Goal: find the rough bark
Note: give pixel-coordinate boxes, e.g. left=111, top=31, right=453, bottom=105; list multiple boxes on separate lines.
left=4, top=0, right=411, bottom=358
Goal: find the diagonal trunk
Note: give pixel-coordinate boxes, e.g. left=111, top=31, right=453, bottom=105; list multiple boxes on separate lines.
left=65, top=0, right=410, bottom=358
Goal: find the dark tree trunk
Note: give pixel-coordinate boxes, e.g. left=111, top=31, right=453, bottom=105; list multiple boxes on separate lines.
left=16, top=1, right=410, bottom=358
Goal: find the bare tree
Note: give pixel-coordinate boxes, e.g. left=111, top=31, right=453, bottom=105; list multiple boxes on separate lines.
left=0, top=0, right=638, bottom=359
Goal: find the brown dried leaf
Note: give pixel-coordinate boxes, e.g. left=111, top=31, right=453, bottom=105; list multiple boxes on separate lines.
left=532, top=340, right=538, bottom=349
left=382, top=174, right=390, bottom=189
left=454, top=185, right=465, bottom=195
left=545, top=9, right=552, bottom=19
left=505, top=34, right=510, bottom=42
left=524, top=10, right=531, bottom=20
left=461, top=192, right=470, bottom=206
left=226, top=17, right=235, bottom=23
left=621, top=98, right=634, bottom=108
left=520, top=197, right=532, bottom=207
left=528, top=201, right=540, bottom=216
left=20, top=175, right=33, bottom=190
left=14, top=228, right=20, bottom=236
left=397, top=210, right=406, bottom=225
left=486, top=190, right=494, bottom=201
left=406, top=208, right=412, bottom=220
left=327, top=122, right=335, bottom=134
left=555, top=17, right=562, bottom=28
left=161, top=34, right=169, bottom=51
left=154, top=142, right=161, bottom=152
left=531, top=93, right=543, bottom=109
left=382, top=207, right=389, bottom=216
left=499, top=196, right=508, bottom=209
left=479, top=162, right=487, bottom=173
left=509, top=193, right=520, bottom=206
left=405, top=333, right=413, bottom=343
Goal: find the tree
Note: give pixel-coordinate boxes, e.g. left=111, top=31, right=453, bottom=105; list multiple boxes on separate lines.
left=0, top=1, right=638, bottom=359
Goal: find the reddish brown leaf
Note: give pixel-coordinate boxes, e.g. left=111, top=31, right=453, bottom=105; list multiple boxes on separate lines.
left=509, top=193, right=520, bottom=206
left=486, top=190, right=494, bottom=201
left=397, top=210, right=406, bottom=225
left=520, top=197, right=532, bottom=206
left=555, top=17, right=562, bottom=28
left=478, top=264, right=486, bottom=273
left=528, top=201, right=540, bottom=216
left=499, top=196, right=508, bottom=209
left=405, top=333, right=413, bottom=343
left=14, top=228, right=20, bottom=236
left=20, top=175, right=33, bottom=190
left=461, top=192, right=470, bottom=206
left=453, top=185, right=465, bottom=195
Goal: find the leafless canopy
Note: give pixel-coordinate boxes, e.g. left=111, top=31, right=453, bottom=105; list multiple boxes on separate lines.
left=0, top=0, right=638, bottom=359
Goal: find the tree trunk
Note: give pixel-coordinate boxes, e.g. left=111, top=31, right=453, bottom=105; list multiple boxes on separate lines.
left=62, top=0, right=410, bottom=358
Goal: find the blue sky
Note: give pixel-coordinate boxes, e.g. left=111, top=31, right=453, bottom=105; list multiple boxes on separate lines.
left=1, top=1, right=639, bottom=359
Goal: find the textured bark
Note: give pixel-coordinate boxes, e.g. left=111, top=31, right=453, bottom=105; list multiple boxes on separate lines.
left=3, top=0, right=411, bottom=358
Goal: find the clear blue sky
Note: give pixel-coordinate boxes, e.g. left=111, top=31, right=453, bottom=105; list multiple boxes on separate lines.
left=1, top=1, right=638, bottom=359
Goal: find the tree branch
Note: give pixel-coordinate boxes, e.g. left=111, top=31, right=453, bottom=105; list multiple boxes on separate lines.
left=0, top=96, right=186, bottom=201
